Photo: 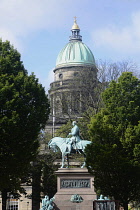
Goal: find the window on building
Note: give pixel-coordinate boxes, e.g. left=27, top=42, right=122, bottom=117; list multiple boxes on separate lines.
left=7, top=199, right=18, bottom=210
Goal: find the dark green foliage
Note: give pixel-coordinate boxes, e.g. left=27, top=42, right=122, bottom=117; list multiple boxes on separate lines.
left=29, top=131, right=61, bottom=208
left=41, top=153, right=58, bottom=198
left=30, top=152, right=58, bottom=205
left=85, top=72, right=140, bottom=209
left=0, top=39, right=26, bottom=75
left=55, top=121, right=72, bottom=138
left=31, top=153, right=58, bottom=210
left=0, top=39, right=50, bottom=193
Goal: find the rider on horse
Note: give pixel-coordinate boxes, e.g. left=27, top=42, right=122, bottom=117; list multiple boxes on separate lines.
left=66, top=121, right=82, bottom=153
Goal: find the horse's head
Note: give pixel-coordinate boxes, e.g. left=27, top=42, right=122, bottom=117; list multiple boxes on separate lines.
left=48, top=136, right=68, bottom=154
left=48, top=139, right=58, bottom=152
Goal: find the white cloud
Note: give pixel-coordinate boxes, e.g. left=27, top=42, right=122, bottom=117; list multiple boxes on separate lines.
left=42, top=69, right=54, bottom=92
left=0, top=0, right=78, bottom=48
left=46, top=69, right=54, bottom=89
left=0, top=28, right=24, bottom=52
left=93, top=10, right=140, bottom=54
left=132, top=11, right=140, bottom=39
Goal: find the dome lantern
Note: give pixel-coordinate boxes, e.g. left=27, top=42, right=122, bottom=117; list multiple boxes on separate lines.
left=69, top=17, right=82, bottom=41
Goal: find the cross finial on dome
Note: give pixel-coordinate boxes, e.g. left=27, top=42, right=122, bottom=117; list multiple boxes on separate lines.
left=74, top=16, right=77, bottom=23
left=72, top=16, right=80, bottom=30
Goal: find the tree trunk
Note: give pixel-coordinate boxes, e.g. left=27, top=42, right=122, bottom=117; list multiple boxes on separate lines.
left=123, top=202, right=128, bottom=210
left=2, top=189, right=7, bottom=210
left=32, top=163, right=41, bottom=210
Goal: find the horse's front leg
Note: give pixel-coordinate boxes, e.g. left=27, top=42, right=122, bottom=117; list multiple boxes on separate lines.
left=61, top=152, right=65, bottom=168
left=66, top=154, right=69, bottom=168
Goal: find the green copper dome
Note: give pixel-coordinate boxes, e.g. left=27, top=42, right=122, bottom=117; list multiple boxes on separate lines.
left=56, top=41, right=95, bottom=68
left=56, top=19, right=95, bottom=68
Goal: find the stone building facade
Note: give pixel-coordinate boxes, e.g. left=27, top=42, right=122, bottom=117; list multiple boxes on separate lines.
left=47, top=18, right=97, bottom=136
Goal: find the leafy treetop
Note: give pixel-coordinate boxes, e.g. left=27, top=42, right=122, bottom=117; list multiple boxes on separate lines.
left=0, top=39, right=50, bottom=193
left=86, top=72, right=140, bottom=210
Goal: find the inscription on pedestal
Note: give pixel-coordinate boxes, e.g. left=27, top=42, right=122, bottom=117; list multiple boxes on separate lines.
left=60, top=179, right=90, bottom=188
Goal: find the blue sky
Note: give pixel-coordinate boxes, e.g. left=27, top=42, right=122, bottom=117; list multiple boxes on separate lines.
left=0, top=0, right=140, bottom=91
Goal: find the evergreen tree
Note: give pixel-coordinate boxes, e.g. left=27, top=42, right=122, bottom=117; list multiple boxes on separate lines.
left=85, top=72, right=140, bottom=210
left=0, top=39, right=50, bottom=209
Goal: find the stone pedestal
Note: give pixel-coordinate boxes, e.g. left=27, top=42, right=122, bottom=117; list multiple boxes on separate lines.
left=54, top=168, right=96, bottom=210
